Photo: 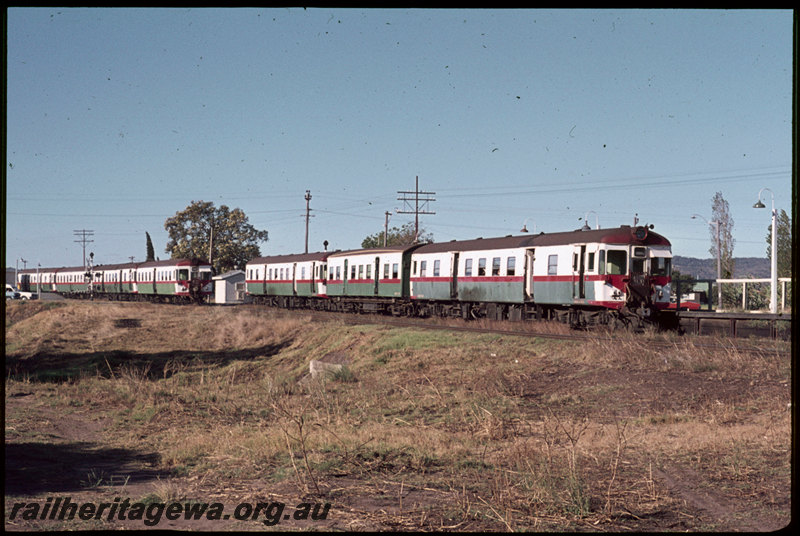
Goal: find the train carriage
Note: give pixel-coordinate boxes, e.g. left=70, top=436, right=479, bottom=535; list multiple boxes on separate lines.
left=411, top=235, right=532, bottom=319
left=92, top=262, right=139, bottom=298
left=326, top=245, right=421, bottom=314
left=53, top=266, right=91, bottom=296
left=406, top=225, right=673, bottom=326
left=245, top=252, right=329, bottom=307
left=133, top=259, right=214, bottom=302
left=526, top=225, right=673, bottom=326
left=16, top=267, right=61, bottom=295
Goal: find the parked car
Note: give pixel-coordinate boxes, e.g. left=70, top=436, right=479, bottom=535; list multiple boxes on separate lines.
left=5, top=284, right=35, bottom=300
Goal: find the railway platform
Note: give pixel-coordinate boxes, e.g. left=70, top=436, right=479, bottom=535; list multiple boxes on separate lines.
left=676, top=310, right=792, bottom=340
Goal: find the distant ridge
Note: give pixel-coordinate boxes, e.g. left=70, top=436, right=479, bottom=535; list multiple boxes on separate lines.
left=672, top=256, right=770, bottom=279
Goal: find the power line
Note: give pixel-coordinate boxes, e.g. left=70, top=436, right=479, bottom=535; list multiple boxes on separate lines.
left=397, top=176, right=436, bottom=243
left=73, top=229, right=94, bottom=270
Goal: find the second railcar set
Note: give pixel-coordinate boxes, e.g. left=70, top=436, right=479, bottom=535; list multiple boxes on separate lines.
left=16, top=258, right=214, bottom=304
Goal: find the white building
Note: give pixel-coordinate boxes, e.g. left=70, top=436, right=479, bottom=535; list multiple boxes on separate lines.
left=212, top=270, right=248, bottom=304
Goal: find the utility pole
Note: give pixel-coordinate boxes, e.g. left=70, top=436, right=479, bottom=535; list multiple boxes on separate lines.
left=384, top=211, right=391, bottom=247
left=397, top=176, right=435, bottom=243
left=304, top=190, right=313, bottom=254
left=73, top=229, right=94, bottom=270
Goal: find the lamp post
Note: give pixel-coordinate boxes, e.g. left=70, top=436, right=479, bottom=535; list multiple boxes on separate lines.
left=753, top=188, right=778, bottom=314
left=692, top=214, right=722, bottom=310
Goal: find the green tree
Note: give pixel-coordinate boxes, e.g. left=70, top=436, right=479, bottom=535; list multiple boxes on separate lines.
left=164, top=200, right=269, bottom=274
left=145, top=232, right=156, bottom=262
left=766, top=209, right=792, bottom=278
left=710, top=192, right=735, bottom=278
left=361, top=221, right=433, bottom=248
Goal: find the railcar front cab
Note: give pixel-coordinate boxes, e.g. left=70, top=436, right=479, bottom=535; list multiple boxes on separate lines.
left=176, top=263, right=214, bottom=299
left=594, top=225, right=672, bottom=320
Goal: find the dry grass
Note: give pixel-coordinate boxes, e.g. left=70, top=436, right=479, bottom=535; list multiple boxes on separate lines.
left=4, top=301, right=792, bottom=531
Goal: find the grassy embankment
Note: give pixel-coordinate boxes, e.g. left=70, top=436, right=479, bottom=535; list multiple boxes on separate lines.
left=4, top=300, right=791, bottom=531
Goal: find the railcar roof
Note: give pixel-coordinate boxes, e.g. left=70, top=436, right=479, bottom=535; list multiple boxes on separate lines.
left=136, top=258, right=212, bottom=268
left=248, top=251, right=330, bottom=264
left=528, top=226, right=671, bottom=247
left=326, top=244, right=423, bottom=258
left=413, top=226, right=670, bottom=254
left=414, top=235, right=532, bottom=254
left=20, top=258, right=211, bottom=274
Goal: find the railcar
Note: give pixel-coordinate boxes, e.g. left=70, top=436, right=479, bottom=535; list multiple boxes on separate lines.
left=130, top=259, right=214, bottom=303
left=325, top=245, right=421, bottom=314
left=409, top=225, right=674, bottom=328
left=245, top=252, right=329, bottom=308
left=17, top=258, right=213, bottom=303
left=410, top=235, right=532, bottom=320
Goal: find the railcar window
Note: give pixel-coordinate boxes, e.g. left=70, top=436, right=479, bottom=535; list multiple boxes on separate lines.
left=420, top=261, right=427, bottom=277
left=366, top=264, right=371, bottom=279
left=384, top=263, right=389, bottom=279
left=598, top=251, right=605, bottom=274
left=433, top=260, right=440, bottom=277
left=606, top=250, right=627, bottom=275
left=492, top=257, right=501, bottom=276
left=587, top=252, right=595, bottom=272
left=465, top=259, right=473, bottom=277
left=392, top=263, right=399, bottom=279
left=358, top=265, right=364, bottom=280
left=651, top=257, right=671, bottom=277
left=548, top=255, right=558, bottom=276
left=631, top=258, right=645, bottom=274
left=478, top=258, right=486, bottom=276
left=507, top=257, right=516, bottom=276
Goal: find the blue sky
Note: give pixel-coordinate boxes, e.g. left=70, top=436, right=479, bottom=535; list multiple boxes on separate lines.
left=5, top=8, right=793, bottom=270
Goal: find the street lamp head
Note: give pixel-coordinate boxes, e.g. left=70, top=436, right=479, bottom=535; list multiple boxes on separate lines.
left=752, top=200, right=766, bottom=209
left=520, top=225, right=528, bottom=233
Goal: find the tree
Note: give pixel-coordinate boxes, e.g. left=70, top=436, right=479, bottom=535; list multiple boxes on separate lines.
left=361, top=221, right=433, bottom=249
left=164, top=201, right=269, bottom=274
left=766, top=208, right=792, bottom=278
left=145, top=232, right=156, bottom=262
left=710, top=192, right=735, bottom=278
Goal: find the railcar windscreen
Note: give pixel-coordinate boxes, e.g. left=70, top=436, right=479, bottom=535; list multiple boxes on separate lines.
left=651, top=257, right=671, bottom=277
left=606, top=250, right=627, bottom=275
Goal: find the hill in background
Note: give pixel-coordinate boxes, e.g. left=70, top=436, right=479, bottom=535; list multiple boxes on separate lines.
left=672, top=256, right=770, bottom=279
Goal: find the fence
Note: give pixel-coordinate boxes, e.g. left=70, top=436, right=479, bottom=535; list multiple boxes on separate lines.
left=673, top=277, right=792, bottom=313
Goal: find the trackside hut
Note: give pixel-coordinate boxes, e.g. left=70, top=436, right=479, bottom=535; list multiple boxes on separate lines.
left=213, top=270, right=247, bottom=304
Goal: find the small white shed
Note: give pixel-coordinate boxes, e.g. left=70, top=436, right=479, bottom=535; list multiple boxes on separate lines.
left=213, top=270, right=248, bottom=304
